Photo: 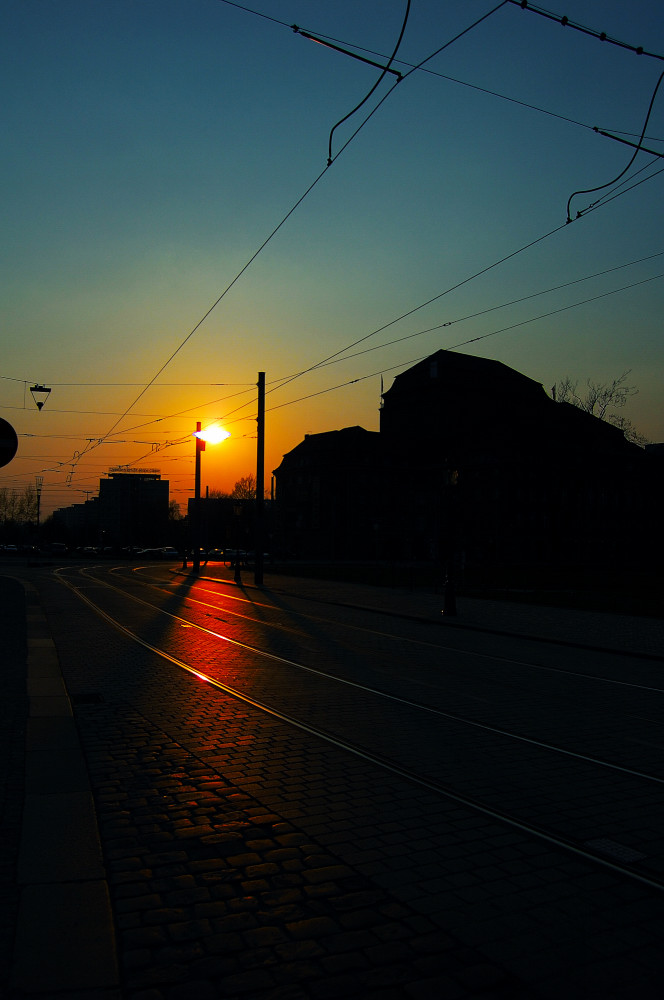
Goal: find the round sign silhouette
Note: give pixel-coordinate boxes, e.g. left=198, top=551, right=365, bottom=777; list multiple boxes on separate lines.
left=0, top=418, right=19, bottom=468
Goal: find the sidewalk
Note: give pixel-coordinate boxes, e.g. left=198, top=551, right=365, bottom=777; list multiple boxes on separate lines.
left=3, top=565, right=664, bottom=999
left=2, top=573, right=118, bottom=999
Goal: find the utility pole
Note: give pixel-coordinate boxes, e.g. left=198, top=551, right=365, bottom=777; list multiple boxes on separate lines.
left=255, top=372, right=265, bottom=586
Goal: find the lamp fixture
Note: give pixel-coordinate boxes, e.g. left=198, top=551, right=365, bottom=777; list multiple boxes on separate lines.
left=30, top=384, right=52, bottom=411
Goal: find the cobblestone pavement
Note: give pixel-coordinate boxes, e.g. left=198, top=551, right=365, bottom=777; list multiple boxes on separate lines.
left=3, top=563, right=664, bottom=999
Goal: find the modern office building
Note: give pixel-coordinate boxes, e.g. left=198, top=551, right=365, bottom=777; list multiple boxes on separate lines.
left=98, top=468, right=169, bottom=547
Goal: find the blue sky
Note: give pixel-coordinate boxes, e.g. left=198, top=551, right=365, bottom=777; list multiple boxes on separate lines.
left=2, top=1, right=663, bottom=514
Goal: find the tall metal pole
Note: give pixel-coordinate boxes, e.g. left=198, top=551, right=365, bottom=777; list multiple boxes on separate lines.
left=193, top=421, right=203, bottom=575
left=254, top=372, right=265, bottom=586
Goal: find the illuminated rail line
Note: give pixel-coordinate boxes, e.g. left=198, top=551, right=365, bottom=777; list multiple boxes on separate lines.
left=54, top=563, right=664, bottom=894
left=71, top=564, right=664, bottom=786
left=126, top=563, right=664, bottom=691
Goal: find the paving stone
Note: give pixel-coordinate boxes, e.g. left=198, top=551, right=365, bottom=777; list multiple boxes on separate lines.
left=214, top=911, right=259, bottom=932
left=167, top=919, right=212, bottom=942
left=125, top=926, right=169, bottom=948
left=203, top=932, right=244, bottom=955
left=165, top=980, right=219, bottom=1000
left=286, top=916, right=341, bottom=940
left=144, top=908, right=188, bottom=925
left=218, top=968, right=275, bottom=993
left=274, top=939, right=326, bottom=962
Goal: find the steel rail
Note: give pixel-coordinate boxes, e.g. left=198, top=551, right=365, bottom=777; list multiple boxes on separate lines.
left=55, top=565, right=664, bottom=896
left=125, top=564, right=664, bottom=690
left=65, top=566, right=664, bottom=787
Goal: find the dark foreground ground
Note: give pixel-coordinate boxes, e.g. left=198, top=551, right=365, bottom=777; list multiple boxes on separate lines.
left=264, top=561, right=663, bottom=620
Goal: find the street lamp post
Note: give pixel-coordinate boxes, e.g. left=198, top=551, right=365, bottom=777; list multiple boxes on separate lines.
left=192, top=422, right=204, bottom=575
left=191, top=422, right=230, bottom=576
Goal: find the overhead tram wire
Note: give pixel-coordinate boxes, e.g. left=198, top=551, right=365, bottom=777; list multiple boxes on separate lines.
left=509, top=1, right=664, bottom=63
left=57, top=0, right=511, bottom=483
left=593, top=130, right=664, bottom=161
left=580, top=160, right=664, bottom=218
left=268, top=219, right=569, bottom=400
left=225, top=2, right=664, bottom=161
left=268, top=143, right=664, bottom=401
left=282, top=251, right=664, bottom=373
left=319, top=0, right=411, bottom=165
left=503, top=0, right=664, bottom=222
left=445, top=271, right=664, bottom=353
left=219, top=0, right=664, bottom=66
left=263, top=270, right=664, bottom=421
left=567, top=70, right=664, bottom=222
left=218, top=0, right=654, bottom=138
left=22, top=185, right=664, bottom=493
left=224, top=171, right=664, bottom=420
left=113, top=247, right=644, bottom=450
left=26, top=383, right=259, bottom=488
left=215, top=0, right=292, bottom=31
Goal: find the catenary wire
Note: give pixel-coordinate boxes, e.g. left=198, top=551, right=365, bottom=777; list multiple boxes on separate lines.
left=268, top=151, right=664, bottom=396
left=144, top=219, right=664, bottom=438
left=574, top=157, right=664, bottom=219
left=263, top=271, right=664, bottom=417
left=323, top=0, right=411, bottom=165
left=51, top=3, right=511, bottom=481
left=22, top=168, right=663, bottom=496
left=217, top=0, right=663, bottom=138
left=267, top=220, right=569, bottom=397
left=70, top=264, right=658, bottom=469
left=218, top=0, right=664, bottom=64
left=509, top=0, right=664, bottom=62
left=298, top=253, right=664, bottom=372
left=566, top=70, right=664, bottom=221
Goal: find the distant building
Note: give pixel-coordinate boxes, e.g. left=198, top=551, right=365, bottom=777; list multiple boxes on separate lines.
left=273, top=351, right=660, bottom=572
left=98, top=469, right=169, bottom=547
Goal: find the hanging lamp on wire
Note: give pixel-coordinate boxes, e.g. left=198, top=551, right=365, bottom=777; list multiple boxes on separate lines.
left=29, top=384, right=52, bottom=410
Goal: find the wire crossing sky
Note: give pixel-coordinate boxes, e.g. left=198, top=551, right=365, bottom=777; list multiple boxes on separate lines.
left=1, top=1, right=663, bottom=514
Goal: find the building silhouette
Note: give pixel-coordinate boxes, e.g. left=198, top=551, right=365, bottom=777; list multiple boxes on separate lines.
left=273, top=427, right=380, bottom=559
left=273, top=351, right=661, bottom=575
left=98, top=469, right=169, bottom=547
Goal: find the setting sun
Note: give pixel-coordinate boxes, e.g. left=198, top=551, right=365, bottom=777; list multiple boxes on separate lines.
left=193, top=425, right=231, bottom=445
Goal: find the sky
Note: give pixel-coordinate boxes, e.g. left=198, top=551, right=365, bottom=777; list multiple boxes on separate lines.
left=2, top=0, right=663, bottom=518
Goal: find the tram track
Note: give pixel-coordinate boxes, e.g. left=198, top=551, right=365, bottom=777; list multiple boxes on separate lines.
left=54, top=563, right=664, bottom=893
left=61, top=565, right=664, bottom=788
left=125, top=563, right=664, bottom=692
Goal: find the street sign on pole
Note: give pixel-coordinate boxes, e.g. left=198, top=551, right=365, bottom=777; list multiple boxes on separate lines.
left=0, top=418, right=18, bottom=468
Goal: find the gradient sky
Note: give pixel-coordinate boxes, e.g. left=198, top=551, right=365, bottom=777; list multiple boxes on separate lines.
left=2, top=0, right=663, bottom=517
